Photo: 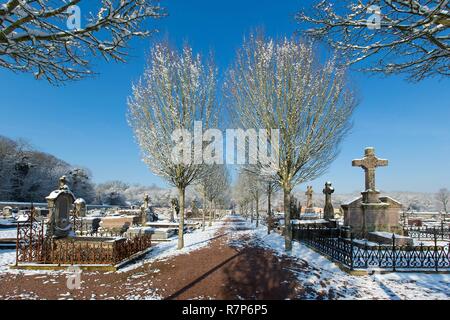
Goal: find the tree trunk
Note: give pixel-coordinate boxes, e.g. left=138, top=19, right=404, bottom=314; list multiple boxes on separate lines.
left=283, top=188, right=292, bottom=251
left=267, top=187, right=272, bottom=234
left=208, top=199, right=213, bottom=227
left=250, top=201, right=254, bottom=223
left=255, top=190, right=259, bottom=228
left=202, top=194, right=206, bottom=231
left=177, top=186, right=185, bottom=250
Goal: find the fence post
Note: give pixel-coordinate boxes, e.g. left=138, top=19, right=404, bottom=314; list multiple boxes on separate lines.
left=392, top=234, right=396, bottom=272
left=434, top=228, right=438, bottom=272
left=350, top=233, right=354, bottom=271
left=15, top=222, right=19, bottom=266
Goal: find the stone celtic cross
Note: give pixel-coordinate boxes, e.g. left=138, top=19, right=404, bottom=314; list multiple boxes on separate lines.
left=352, top=147, right=388, bottom=192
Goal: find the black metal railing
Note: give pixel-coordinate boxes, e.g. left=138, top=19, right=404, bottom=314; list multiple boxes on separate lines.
left=292, top=225, right=450, bottom=271
left=403, top=224, right=450, bottom=241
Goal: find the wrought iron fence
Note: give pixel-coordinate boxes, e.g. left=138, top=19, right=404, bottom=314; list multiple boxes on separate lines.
left=292, top=225, right=450, bottom=271
left=403, top=224, right=450, bottom=241
left=16, top=208, right=152, bottom=266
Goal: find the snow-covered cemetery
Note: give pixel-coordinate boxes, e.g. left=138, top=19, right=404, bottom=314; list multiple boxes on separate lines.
left=0, top=0, right=449, bottom=305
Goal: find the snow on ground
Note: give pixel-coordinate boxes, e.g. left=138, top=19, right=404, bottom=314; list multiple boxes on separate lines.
left=229, top=216, right=450, bottom=300
left=118, top=220, right=226, bottom=273
left=0, top=228, right=16, bottom=239
left=0, top=220, right=225, bottom=275
left=0, top=250, right=15, bottom=273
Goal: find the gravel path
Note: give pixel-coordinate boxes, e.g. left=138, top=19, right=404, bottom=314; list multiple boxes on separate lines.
left=0, top=217, right=304, bottom=300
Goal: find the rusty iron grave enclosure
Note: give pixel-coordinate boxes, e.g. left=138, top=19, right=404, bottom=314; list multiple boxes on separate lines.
left=13, top=207, right=152, bottom=271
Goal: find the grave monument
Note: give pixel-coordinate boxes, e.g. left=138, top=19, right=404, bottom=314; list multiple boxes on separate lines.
left=341, top=147, right=403, bottom=237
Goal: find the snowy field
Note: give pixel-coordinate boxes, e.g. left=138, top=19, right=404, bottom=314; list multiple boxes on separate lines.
left=229, top=217, right=450, bottom=300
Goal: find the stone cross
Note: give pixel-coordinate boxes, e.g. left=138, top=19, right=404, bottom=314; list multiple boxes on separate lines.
left=323, top=182, right=335, bottom=220
left=352, top=147, right=388, bottom=192
left=305, top=186, right=314, bottom=209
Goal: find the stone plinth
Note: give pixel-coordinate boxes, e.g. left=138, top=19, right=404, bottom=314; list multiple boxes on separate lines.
left=152, top=228, right=177, bottom=240
left=100, top=215, right=139, bottom=230
left=126, top=227, right=155, bottom=238
left=368, top=231, right=414, bottom=246
left=342, top=195, right=402, bottom=237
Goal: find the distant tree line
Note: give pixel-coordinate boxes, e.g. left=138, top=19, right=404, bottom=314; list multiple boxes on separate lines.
left=0, top=135, right=204, bottom=207
left=0, top=135, right=94, bottom=203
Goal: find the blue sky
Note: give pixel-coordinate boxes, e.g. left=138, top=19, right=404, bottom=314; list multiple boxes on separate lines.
left=0, top=0, right=449, bottom=193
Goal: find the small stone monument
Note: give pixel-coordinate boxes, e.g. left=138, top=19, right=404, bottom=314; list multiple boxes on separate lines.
left=341, top=147, right=403, bottom=237
left=323, top=182, right=335, bottom=220
left=74, top=198, right=86, bottom=217
left=140, top=194, right=150, bottom=225
left=304, top=186, right=314, bottom=213
left=46, top=176, right=76, bottom=238
left=2, top=206, right=13, bottom=217
left=170, top=198, right=179, bottom=221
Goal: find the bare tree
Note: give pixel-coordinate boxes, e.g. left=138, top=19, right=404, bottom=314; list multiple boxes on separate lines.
left=196, top=165, right=229, bottom=230
left=127, top=42, right=218, bottom=249
left=233, top=170, right=253, bottom=220
left=0, top=0, right=165, bottom=83
left=240, top=169, right=264, bottom=227
left=296, top=0, right=450, bottom=81
left=225, top=34, right=357, bottom=251
left=436, top=187, right=449, bottom=214
left=265, top=179, right=280, bottom=234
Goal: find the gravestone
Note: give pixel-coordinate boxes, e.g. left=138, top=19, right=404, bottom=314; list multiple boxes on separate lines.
left=140, top=194, right=150, bottom=225
left=170, top=198, right=179, bottom=221
left=46, top=176, right=76, bottom=238
left=341, top=147, right=403, bottom=237
left=323, top=182, right=335, bottom=220
left=304, top=186, right=315, bottom=214
left=74, top=198, right=86, bottom=217
left=2, top=206, right=12, bottom=217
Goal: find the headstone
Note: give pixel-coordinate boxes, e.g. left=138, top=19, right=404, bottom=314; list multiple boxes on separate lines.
left=303, top=186, right=315, bottom=214
left=140, top=194, right=150, bottom=225
left=74, top=198, right=86, bottom=217
left=170, top=198, right=179, bottom=221
left=2, top=206, right=12, bottom=217
left=46, top=176, right=76, bottom=238
left=341, top=147, right=403, bottom=237
left=323, top=182, right=335, bottom=220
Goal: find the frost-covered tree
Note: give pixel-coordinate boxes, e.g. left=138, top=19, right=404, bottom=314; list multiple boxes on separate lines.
left=127, top=42, right=218, bottom=249
left=225, top=34, right=357, bottom=251
left=240, top=169, right=263, bottom=227
left=436, top=187, right=449, bottom=214
left=297, top=0, right=450, bottom=81
left=233, top=170, right=253, bottom=220
left=0, top=135, right=95, bottom=202
left=0, top=0, right=165, bottom=83
left=204, top=165, right=230, bottom=227
left=95, top=180, right=129, bottom=205
left=264, top=178, right=280, bottom=234
left=66, top=167, right=95, bottom=203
